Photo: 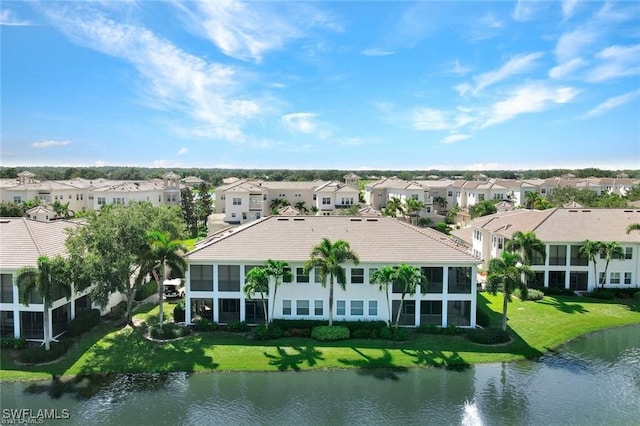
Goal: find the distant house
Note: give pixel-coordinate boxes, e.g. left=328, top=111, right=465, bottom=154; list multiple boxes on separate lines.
left=457, top=208, right=640, bottom=291
left=184, top=216, right=479, bottom=327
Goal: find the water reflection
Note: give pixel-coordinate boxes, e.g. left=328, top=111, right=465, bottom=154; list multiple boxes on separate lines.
left=1, top=325, right=639, bottom=425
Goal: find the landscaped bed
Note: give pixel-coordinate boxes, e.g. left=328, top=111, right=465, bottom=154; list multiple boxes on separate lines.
left=1, top=293, right=638, bottom=381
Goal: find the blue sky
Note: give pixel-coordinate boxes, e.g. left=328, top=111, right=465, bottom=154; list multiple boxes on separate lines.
left=1, top=1, right=639, bottom=171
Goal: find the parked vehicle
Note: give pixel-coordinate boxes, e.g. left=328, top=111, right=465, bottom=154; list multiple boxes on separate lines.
left=163, top=278, right=185, bottom=299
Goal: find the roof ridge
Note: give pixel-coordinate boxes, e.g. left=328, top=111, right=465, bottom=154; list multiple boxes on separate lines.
left=392, top=217, right=473, bottom=256
left=187, top=216, right=271, bottom=256
left=531, top=207, right=558, bottom=233
left=22, top=218, right=45, bottom=257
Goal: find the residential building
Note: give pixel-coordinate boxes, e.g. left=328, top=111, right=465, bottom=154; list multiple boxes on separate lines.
left=184, top=216, right=479, bottom=327
left=0, top=171, right=183, bottom=214
left=455, top=208, right=640, bottom=291
left=0, top=218, right=122, bottom=341
left=215, top=179, right=359, bottom=224
left=363, top=177, right=435, bottom=216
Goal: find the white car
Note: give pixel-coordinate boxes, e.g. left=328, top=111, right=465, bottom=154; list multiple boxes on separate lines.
left=163, top=278, right=185, bottom=299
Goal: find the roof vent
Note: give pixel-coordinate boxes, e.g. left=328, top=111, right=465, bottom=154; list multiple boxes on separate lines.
left=582, top=209, right=591, bottom=212
left=623, top=210, right=632, bottom=213
left=277, top=218, right=289, bottom=221
left=366, top=218, right=378, bottom=222
left=293, top=218, right=305, bottom=221
left=0, top=219, right=10, bottom=224
left=568, top=209, right=578, bottom=212
left=350, top=218, right=362, bottom=222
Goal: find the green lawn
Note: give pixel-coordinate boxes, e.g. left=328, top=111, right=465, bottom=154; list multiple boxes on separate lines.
left=2, top=293, right=638, bottom=381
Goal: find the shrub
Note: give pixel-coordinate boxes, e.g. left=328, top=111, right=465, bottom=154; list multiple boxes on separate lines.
left=226, top=321, right=250, bottom=332
left=634, top=291, right=640, bottom=301
left=270, top=319, right=387, bottom=334
left=173, top=302, right=186, bottom=323
left=542, top=287, right=576, bottom=296
left=18, top=340, right=72, bottom=364
left=150, top=323, right=191, bottom=340
left=612, top=288, right=639, bottom=299
left=311, top=325, right=350, bottom=341
left=467, top=327, right=510, bottom=344
left=379, top=326, right=411, bottom=341
left=254, top=324, right=286, bottom=341
left=588, top=288, right=615, bottom=300
left=416, top=324, right=465, bottom=335
left=134, top=280, right=157, bottom=301
left=284, top=328, right=311, bottom=337
left=0, top=337, right=26, bottom=349
left=352, top=328, right=376, bottom=339
left=193, top=318, right=218, bottom=332
left=107, top=301, right=127, bottom=321
left=515, top=288, right=544, bottom=301
left=67, top=309, right=101, bottom=337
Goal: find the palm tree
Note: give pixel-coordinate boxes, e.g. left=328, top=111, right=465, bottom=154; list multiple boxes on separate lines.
left=524, top=191, right=540, bottom=209
left=486, top=251, right=533, bottom=332
left=579, top=240, right=604, bottom=288
left=392, top=264, right=426, bottom=330
left=15, top=256, right=71, bottom=350
left=505, top=231, right=546, bottom=265
left=600, top=242, right=624, bottom=289
left=294, top=201, right=308, bottom=215
left=264, top=259, right=291, bottom=323
left=626, top=223, right=640, bottom=234
left=405, top=198, right=425, bottom=224
left=369, top=266, right=396, bottom=326
left=243, top=267, right=270, bottom=327
left=433, top=196, right=447, bottom=213
left=383, top=197, right=404, bottom=218
left=145, top=230, right=187, bottom=325
left=304, top=238, right=360, bottom=326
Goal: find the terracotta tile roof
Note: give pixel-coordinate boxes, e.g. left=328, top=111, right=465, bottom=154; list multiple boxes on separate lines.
left=186, top=216, right=478, bottom=264
left=0, top=218, right=78, bottom=269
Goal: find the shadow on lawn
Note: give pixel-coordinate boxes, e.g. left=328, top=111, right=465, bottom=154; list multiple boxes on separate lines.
left=400, top=348, right=470, bottom=371
left=77, top=326, right=217, bottom=375
left=536, top=297, right=589, bottom=314
left=338, top=348, right=408, bottom=380
left=264, top=346, right=325, bottom=371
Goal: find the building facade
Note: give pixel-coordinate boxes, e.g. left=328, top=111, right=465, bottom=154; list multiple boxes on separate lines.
left=184, top=216, right=479, bottom=327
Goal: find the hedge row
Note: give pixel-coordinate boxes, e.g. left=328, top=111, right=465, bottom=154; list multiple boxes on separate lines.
left=134, top=280, right=158, bottom=301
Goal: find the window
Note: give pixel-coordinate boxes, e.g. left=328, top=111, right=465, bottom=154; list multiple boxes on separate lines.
left=314, top=300, right=323, bottom=316
left=97, top=197, right=106, bottom=206
left=191, top=265, right=213, bottom=291
left=570, top=245, right=588, bottom=266
left=411, top=194, right=419, bottom=200
left=368, top=300, right=378, bottom=316
left=447, top=301, right=471, bottom=326
left=1, top=274, right=13, bottom=303
left=232, top=197, right=241, bottom=205
left=296, top=300, right=310, bottom=315
left=421, top=267, right=443, bottom=293
left=314, top=270, right=323, bottom=284
left=218, top=265, right=240, bottom=291
left=368, top=268, right=378, bottom=284
left=624, top=272, right=632, bottom=285
left=13, top=196, right=22, bottom=203
left=548, top=271, right=566, bottom=289
left=322, top=197, right=331, bottom=205
left=350, top=300, right=364, bottom=316
left=282, top=300, right=292, bottom=316
left=598, top=272, right=606, bottom=286
left=448, top=267, right=472, bottom=294
left=498, top=238, right=503, bottom=249
left=625, top=247, right=633, bottom=260
left=420, top=301, right=443, bottom=326
left=351, top=268, right=364, bottom=284
left=336, top=300, right=346, bottom=316
left=283, top=267, right=292, bottom=283
left=296, top=268, right=309, bottom=283
left=549, top=245, right=567, bottom=266
left=447, top=191, right=453, bottom=197
left=610, top=272, right=621, bottom=284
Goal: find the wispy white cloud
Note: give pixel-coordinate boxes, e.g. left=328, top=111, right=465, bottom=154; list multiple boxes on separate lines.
left=472, top=52, right=544, bottom=94
left=177, top=147, right=189, bottom=156
left=0, top=9, right=31, bottom=26
left=281, top=112, right=330, bottom=139
left=441, top=134, right=471, bottom=144
left=555, top=28, right=598, bottom=62
left=41, top=4, right=264, bottom=142
left=549, top=57, right=587, bottom=80
left=413, top=108, right=450, bottom=131
left=451, top=60, right=471, bottom=76
left=581, top=89, right=640, bottom=119
left=512, top=0, right=538, bottom=22
left=361, top=48, right=395, bottom=57
left=32, top=140, right=71, bottom=148
left=175, top=1, right=341, bottom=63
left=586, top=44, right=640, bottom=82
left=561, top=0, right=579, bottom=21
left=482, top=83, right=579, bottom=128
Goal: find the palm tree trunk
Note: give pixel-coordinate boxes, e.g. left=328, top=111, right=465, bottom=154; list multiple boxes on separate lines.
left=260, top=292, right=268, bottom=327
left=386, top=291, right=391, bottom=327
left=126, top=287, right=135, bottom=326
left=43, top=303, right=51, bottom=351
left=395, top=296, right=404, bottom=330
left=502, top=294, right=508, bottom=332
left=592, top=260, right=598, bottom=290
left=158, top=262, right=164, bottom=325
left=328, top=275, right=334, bottom=327
left=270, top=283, right=278, bottom=326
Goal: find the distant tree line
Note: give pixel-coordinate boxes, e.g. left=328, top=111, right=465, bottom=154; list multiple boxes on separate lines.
left=1, top=166, right=639, bottom=186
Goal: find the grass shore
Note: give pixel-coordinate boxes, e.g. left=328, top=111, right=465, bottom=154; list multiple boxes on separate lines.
left=1, top=292, right=639, bottom=381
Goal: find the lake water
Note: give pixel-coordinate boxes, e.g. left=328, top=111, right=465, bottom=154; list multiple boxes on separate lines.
left=1, top=325, right=639, bottom=425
